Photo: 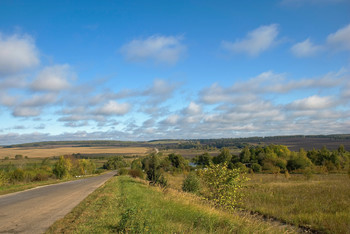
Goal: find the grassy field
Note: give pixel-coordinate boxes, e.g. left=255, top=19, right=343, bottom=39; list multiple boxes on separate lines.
left=47, top=175, right=298, bottom=233
left=0, top=146, right=149, bottom=159
left=241, top=173, right=350, bottom=233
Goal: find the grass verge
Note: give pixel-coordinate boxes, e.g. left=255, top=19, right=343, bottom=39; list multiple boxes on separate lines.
left=47, top=175, right=297, bottom=233
left=0, top=173, right=105, bottom=196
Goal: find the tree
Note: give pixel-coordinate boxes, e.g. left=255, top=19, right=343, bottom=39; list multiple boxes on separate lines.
left=287, top=152, right=312, bottom=171
left=53, top=156, right=72, bottom=179
left=143, top=153, right=167, bottom=187
left=240, top=146, right=251, bottom=163
left=103, top=156, right=127, bottom=170
left=213, top=147, right=232, bottom=164
left=192, top=152, right=212, bottom=167
left=168, top=153, right=188, bottom=171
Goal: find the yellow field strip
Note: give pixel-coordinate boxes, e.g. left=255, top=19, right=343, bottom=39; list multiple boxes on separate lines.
left=0, top=147, right=150, bottom=158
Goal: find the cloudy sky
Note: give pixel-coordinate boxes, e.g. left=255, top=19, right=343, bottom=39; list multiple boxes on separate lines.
left=0, top=0, right=349, bottom=145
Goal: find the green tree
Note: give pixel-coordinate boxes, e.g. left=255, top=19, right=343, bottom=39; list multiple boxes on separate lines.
left=192, top=152, right=212, bottom=167
left=240, top=146, right=251, bottom=163
left=168, top=153, right=188, bottom=171
left=213, top=147, right=232, bottom=164
left=143, top=153, right=167, bottom=187
left=53, top=156, right=72, bottom=179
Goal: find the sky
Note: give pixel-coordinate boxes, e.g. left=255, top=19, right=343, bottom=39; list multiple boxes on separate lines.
left=0, top=0, right=349, bottom=145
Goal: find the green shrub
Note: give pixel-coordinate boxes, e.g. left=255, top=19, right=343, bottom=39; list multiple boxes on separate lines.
left=103, top=156, right=128, bottom=170
left=303, top=167, right=313, bottom=180
left=251, top=163, right=262, bottom=172
left=11, top=168, right=25, bottom=182
left=118, top=168, right=129, bottom=176
left=0, top=170, right=8, bottom=186
left=15, top=154, right=23, bottom=160
left=128, top=169, right=144, bottom=179
left=130, top=158, right=143, bottom=170
left=182, top=172, right=200, bottom=193
left=199, top=162, right=249, bottom=210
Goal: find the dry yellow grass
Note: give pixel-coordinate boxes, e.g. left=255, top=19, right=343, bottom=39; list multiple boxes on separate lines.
left=0, top=146, right=150, bottom=158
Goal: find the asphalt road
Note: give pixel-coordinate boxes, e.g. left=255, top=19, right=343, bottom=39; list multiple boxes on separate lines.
left=0, top=171, right=117, bottom=234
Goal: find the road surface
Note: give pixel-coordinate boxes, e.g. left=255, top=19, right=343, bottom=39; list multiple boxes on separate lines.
left=0, top=171, right=117, bottom=234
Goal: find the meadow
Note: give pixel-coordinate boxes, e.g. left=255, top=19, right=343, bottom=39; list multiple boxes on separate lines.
left=241, top=173, right=350, bottom=233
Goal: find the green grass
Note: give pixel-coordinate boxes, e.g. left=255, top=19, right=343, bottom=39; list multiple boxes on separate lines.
left=241, top=173, right=350, bottom=233
left=47, top=175, right=297, bottom=233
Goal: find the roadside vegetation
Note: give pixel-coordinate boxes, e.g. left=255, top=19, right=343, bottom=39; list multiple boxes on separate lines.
left=47, top=176, right=297, bottom=233
left=0, top=155, right=105, bottom=195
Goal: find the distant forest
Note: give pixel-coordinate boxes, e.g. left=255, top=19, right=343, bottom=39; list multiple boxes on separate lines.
left=3, top=134, right=350, bottom=151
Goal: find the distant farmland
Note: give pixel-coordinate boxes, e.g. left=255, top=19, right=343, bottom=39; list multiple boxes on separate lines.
left=0, top=146, right=149, bottom=158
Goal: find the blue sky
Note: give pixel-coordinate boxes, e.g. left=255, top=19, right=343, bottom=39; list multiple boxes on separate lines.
left=0, top=0, right=349, bottom=145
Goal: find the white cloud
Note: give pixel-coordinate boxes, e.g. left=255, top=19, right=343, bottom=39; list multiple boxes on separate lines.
left=0, top=33, right=39, bottom=75
left=162, top=114, right=180, bottom=125
left=12, top=107, right=41, bottom=117
left=291, top=38, right=324, bottom=57
left=287, top=95, right=334, bottom=110
left=327, top=23, right=350, bottom=51
left=120, top=35, right=186, bottom=64
left=21, top=93, right=57, bottom=107
left=0, top=93, right=17, bottom=106
left=95, top=100, right=131, bottom=116
left=184, top=102, right=201, bottom=115
left=31, top=64, right=73, bottom=91
left=221, top=24, right=279, bottom=56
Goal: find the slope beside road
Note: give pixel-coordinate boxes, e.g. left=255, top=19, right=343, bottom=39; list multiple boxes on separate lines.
left=0, top=171, right=117, bottom=234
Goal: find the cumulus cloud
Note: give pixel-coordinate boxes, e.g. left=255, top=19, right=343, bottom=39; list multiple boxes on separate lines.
left=162, top=114, right=180, bottom=125
left=291, top=38, right=324, bottom=57
left=31, top=64, right=74, bottom=91
left=0, top=93, right=17, bottom=106
left=94, top=100, right=131, bottom=116
left=200, top=70, right=346, bottom=104
left=287, top=95, right=335, bottom=110
left=221, top=24, right=279, bottom=56
left=21, top=93, right=57, bottom=107
left=327, top=23, right=350, bottom=51
left=0, top=33, right=39, bottom=75
left=12, top=107, right=41, bottom=117
left=120, top=35, right=186, bottom=64
left=184, top=102, right=201, bottom=115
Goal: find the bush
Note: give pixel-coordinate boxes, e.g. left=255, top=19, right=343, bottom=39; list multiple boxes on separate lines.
left=103, top=156, right=128, bottom=170
left=251, top=163, right=262, bottom=172
left=199, top=162, right=249, bottom=210
left=0, top=170, right=8, bottom=186
left=11, top=168, right=25, bottom=182
left=182, top=172, right=200, bottom=193
left=118, top=168, right=129, bottom=176
left=15, top=154, right=23, bottom=160
left=128, top=169, right=144, bottom=179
